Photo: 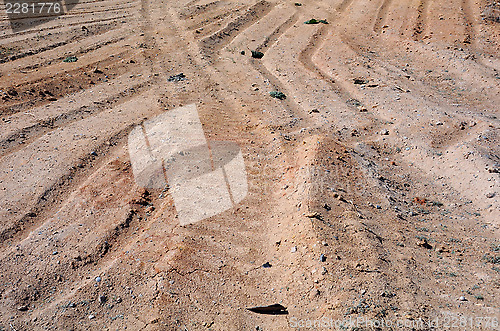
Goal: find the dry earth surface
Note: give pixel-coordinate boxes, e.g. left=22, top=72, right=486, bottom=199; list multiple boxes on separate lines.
left=0, top=0, right=499, bottom=329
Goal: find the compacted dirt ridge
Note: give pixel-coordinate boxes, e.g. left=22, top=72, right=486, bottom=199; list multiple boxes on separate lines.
left=0, top=0, right=499, bottom=329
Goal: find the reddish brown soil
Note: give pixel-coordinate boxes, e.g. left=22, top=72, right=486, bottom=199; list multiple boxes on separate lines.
left=0, top=0, right=499, bottom=329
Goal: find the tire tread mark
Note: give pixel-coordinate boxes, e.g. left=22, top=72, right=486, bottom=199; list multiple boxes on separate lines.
left=0, top=79, right=155, bottom=160
left=461, top=0, right=475, bottom=45
left=199, top=0, right=273, bottom=58
left=0, top=15, right=133, bottom=41
left=413, top=0, right=430, bottom=41
left=0, top=125, right=137, bottom=244
left=250, top=13, right=308, bottom=124
left=373, top=0, right=393, bottom=33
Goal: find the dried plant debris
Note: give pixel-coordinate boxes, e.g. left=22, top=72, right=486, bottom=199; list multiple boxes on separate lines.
left=251, top=50, right=264, bottom=58
left=63, top=56, right=78, bottom=63
left=167, top=73, right=187, bottom=82
left=270, top=91, right=286, bottom=100
left=304, top=19, right=328, bottom=24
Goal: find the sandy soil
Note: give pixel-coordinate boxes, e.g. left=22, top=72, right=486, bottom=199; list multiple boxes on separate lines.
left=0, top=0, right=499, bottom=329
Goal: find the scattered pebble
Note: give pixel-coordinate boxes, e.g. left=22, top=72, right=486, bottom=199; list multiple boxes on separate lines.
left=95, top=276, right=101, bottom=282
left=320, top=254, right=326, bottom=262
left=167, top=73, right=186, bottom=82
left=310, top=289, right=320, bottom=298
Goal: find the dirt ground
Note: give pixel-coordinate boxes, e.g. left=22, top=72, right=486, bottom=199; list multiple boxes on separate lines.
left=0, top=0, right=499, bottom=329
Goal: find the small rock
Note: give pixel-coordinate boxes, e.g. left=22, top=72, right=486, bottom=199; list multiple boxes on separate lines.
left=321, top=241, right=328, bottom=246
left=290, top=246, right=297, bottom=253
left=305, top=211, right=321, bottom=219
left=353, top=78, right=368, bottom=85
left=321, top=267, right=327, bottom=275
left=319, top=254, right=326, bottom=262
left=88, top=314, right=95, bottom=319
left=459, top=296, right=467, bottom=301
left=310, top=289, right=320, bottom=298
left=380, top=129, right=389, bottom=135
left=17, top=305, right=28, bottom=311
left=487, top=165, right=499, bottom=173
left=98, top=295, right=107, bottom=304
left=240, top=51, right=245, bottom=55
left=95, top=276, right=101, bottom=282
left=116, top=297, right=122, bottom=303
left=262, top=262, right=272, bottom=268
left=417, top=239, right=432, bottom=249
left=436, top=121, right=444, bottom=126
left=486, top=192, right=495, bottom=198
left=167, top=73, right=186, bottom=82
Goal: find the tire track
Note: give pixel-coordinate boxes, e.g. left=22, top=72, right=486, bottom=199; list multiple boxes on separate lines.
left=373, top=0, right=393, bottom=33
left=0, top=22, right=124, bottom=64
left=413, top=0, right=430, bottom=41
left=0, top=77, right=155, bottom=160
left=199, top=0, right=273, bottom=59
left=178, top=0, right=228, bottom=19
left=461, top=0, right=475, bottom=45
left=1, top=49, right=136, bottom=117
left=0, top=125, right=137, bottom=244
left=298, top=23, right=359, bottom=108
left=0, top=91, right=158, bottom=245
left=250, top=12, right=307, bottom=125
left=188, top=7, right=246, bottom=36
left=337, top=0, right=355, bottom=12
left=0, top=15, right=133, bottom=41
